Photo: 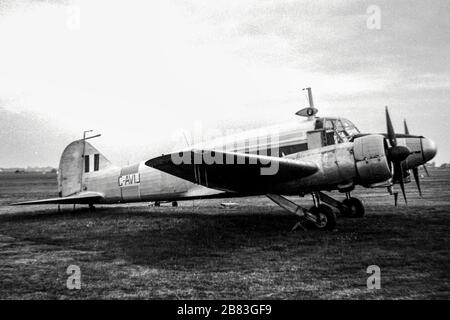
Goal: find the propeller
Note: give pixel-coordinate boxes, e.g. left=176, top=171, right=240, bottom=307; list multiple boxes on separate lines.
left=404, top=119, right=410, bottom=135
left=423, top=165, right=430, bottom=177
left=412, top=167, right=422, bottom=196
left=394, top=162, right=407, bottom=204
left=404, top=119, right=423, bottom=197
left=385, top=111, right=431, bottom=203
left=385, top=107, right=411, bottom=204
left=403, top=119, right=425, bottom=197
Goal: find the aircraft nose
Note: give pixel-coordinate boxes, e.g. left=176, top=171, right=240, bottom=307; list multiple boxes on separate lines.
left=422, top=138, right=437, bottom=163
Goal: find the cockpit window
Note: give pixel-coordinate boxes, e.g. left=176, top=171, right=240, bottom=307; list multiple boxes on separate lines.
left=313, top=117, right=360, bottom=146
left=315, top=119, right=323, bottom=130
left=341, top=119, right=360, bottom=137
left=325, top=120, right=335, bottom=130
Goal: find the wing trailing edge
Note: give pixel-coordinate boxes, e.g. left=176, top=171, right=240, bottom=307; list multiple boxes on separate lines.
left=11, top=191, right=104, bottom=206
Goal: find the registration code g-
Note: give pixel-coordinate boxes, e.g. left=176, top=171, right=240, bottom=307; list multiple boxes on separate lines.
left=221, top=304, right=271, bottom=315
left=118, top=173, right=140, bottom=187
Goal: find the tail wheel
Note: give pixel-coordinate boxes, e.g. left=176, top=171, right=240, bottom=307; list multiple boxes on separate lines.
left=310, top=204, right=336, bottom=230
left=342, top=197, right=365, bottom=218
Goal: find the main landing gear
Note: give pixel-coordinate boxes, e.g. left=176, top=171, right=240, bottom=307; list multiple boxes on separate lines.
left=341, top=197, right=365, bottom=218
left=318, top=192, right=365, bottom=218
left=266, top=193, right=336, bottom=231
left=308, top=204, right=336, bottom=231
left=266, top=191, right=366, bottom=231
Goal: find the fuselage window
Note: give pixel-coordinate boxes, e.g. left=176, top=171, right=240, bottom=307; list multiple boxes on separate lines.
left=84, top=155, right=90, bottom=173
left=94, top=154, right=100, bottom=171
left=280, top=143, right=308, bottom=156
left=260, top=148, right=272, bottom=156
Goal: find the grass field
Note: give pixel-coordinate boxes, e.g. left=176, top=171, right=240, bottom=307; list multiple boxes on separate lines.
left=0, top=169, right=449, bottom=299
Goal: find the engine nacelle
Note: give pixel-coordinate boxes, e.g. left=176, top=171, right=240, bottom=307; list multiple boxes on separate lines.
left=353, top=134, right=392, bottom=186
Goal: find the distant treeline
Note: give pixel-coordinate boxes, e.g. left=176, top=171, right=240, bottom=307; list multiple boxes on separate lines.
left=0, top=167, right=56, bottom=173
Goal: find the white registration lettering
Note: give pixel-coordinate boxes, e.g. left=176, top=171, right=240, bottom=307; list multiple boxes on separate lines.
left=118, top=173, right=140, bottom=187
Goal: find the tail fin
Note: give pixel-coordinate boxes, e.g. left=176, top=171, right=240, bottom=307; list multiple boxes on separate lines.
left=58, top=140, right=113, bottom=197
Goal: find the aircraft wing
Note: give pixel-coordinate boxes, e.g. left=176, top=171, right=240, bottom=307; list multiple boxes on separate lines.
left=145, top=150, right=318, bottom=193
left=11, top=191, right=104, bottom=205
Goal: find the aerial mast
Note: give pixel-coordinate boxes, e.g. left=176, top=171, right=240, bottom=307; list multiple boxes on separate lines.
left=303, top=87, right=314, bottom=108
left=295, top=87, right=318, bottom=119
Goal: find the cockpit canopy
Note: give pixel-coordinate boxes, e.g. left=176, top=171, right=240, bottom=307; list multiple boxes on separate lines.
left=314, top=117, right=360, bottom=146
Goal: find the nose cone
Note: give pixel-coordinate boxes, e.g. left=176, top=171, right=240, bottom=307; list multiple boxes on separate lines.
left=422, top=138, right=437, bottom=162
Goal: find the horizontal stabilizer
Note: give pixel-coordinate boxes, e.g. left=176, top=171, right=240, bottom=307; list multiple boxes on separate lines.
left=11, top=191, right=104, bottom=206
left=146, top=150, right=318, bottom=193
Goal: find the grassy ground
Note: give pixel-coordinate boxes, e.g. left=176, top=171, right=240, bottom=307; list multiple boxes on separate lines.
left=0, top=169, right=449, bottom=299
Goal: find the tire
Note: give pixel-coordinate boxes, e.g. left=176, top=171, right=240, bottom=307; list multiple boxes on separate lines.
left=310, top=204, right=336, bottom=231
left=342, top=197, right=365, bottom=218
left=172, top=201, right=178, bottom=207
left=337, top=203, right=349, bottom=217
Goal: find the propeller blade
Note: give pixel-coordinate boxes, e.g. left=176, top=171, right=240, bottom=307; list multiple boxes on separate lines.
left=404, top=119, right=410, bottom=135
left=412, top=167, right=422, bottom=197
left=385, top=106, right=397, bottom=147
left=394, top=162, right=407, bottom=205
left=423, top=165, right=430, bottom=177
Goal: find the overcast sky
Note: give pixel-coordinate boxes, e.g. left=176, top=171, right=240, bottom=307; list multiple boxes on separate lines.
left=0, top=0, right=449, bottom=167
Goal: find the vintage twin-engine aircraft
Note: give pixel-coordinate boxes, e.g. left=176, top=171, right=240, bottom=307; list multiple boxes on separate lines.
left=14, top=90, right=437, bottom=230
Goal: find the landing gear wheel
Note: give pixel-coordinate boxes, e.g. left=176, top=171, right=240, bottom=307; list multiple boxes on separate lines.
left=310, top=204, right=336, bottom=231
left=172, top=201, right=178, bottom=207
left=342, top=197, right=365, bottom=218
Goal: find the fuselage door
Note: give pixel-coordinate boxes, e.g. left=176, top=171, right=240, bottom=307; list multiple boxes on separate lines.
left=119, top=164, right=141, bottom=202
